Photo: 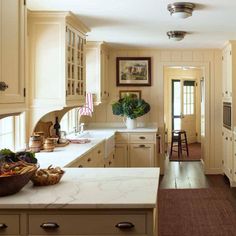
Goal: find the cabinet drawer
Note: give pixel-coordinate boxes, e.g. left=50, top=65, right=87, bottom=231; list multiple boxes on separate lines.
left=28, top=213, right=146, bottom=235
left=0, top=215, right=20, bottom=235
left=115, top=133, right=129, bottom=143
left=129, top=133, right=155, bottom=143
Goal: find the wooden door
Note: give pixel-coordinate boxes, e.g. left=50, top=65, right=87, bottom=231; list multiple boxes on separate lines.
left=129, top=144, right=154, bottom=167
left=0, top=0, right=25, bottom=104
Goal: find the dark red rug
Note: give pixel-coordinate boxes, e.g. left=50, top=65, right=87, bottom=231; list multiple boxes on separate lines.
left=169, top=142, right=201, bottom=161
left=159, top=188, right=236, bottom=236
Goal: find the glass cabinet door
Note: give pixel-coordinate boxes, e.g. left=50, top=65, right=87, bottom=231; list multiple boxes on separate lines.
left=66, top=25, right=85, bottom=99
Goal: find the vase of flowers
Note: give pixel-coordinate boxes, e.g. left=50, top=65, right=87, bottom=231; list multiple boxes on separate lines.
left=112, top=94, right=151, bottom=129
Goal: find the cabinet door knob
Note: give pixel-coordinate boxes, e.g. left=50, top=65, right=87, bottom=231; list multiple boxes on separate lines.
left=226, top=137, right=228, bottom=140
left=0, top=82, right=8, bottom=91
left=0, top=223, right=7, bottom=230
left=115, top=222, right=134, bottom=229
left=40, top=222, right=59, bottom=230
left=87, top=158, right=91, bottom=162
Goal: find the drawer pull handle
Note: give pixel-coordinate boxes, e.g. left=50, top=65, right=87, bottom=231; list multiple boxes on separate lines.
left=0, top=223, right=7, bottom=229
left=139, top=136, right=146, bottom=139
left=78, top=165, right=83, bottom=168
left=109, top=161, right=112, bottom=165
left=40, top=222, right=59, bottom=230
left=0, top=81, right=9, bottom=91
left=115, top=222, right=134, bottom=229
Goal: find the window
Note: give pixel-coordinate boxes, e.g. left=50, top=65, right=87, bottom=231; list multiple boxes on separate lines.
left=183, top=81, right=195, bottom=115
left=60, top=108, right=77, bottom=134
left=0, top=113, right=26, bottom=151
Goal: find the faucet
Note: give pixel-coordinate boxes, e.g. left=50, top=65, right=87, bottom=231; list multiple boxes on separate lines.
left=74, top=106, right=92, bottom=134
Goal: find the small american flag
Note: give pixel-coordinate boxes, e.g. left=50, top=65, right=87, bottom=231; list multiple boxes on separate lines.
left=78, top=93, right=93, bottom=116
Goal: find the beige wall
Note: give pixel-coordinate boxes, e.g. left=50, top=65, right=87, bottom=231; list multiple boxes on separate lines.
left=85, top=48, right=222, bottom=174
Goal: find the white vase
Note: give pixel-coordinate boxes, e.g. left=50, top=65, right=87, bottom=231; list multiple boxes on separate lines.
left=125, top=117, right=137, bottom=129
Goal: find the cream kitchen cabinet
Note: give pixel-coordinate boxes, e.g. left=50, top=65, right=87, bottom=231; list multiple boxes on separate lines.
left=222, top=128, right=233, bottom=181
left=0, top=209, right=156, bottom=236
left=129, top=144, right=154, bottom=167
left=0, top=0, right=26, bottom=115
left=28, top=11, right=90, bottom=127
left=67, top=141, right=104, bottom=168
left=86, top=41, right=109, bottom=104
left=222, top=43, right=232, bottom=100
left=115, top=132, right=157, bottom=168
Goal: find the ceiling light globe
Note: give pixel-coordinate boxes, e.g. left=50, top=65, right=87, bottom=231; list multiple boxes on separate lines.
left=171, top=11, right=191, bottom=19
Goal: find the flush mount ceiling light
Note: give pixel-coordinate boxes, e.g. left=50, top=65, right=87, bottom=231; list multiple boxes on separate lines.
left=167, top=2, right=196, bottom=19
left=167, top=31, right=187, bottom=41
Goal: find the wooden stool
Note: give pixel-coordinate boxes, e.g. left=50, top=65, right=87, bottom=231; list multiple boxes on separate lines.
left=170, top=130, right=189, bottom=158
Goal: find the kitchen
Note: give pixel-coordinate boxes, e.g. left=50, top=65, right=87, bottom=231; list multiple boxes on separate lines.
left=0, top=0, right=236, bottom=235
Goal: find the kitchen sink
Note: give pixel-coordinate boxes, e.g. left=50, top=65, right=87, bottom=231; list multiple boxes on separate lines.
left=67, top=130, right=115, bottom=158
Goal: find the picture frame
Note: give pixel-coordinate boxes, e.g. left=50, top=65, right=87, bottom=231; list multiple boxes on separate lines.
left=116, top=57, right=151, bottom=86
left=119, top=90, right=142, bottom=99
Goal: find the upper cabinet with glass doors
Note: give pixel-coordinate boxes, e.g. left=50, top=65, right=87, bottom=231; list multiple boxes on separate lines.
left=0, top=0, right=26, bottom=115
left=28, top=11, right=90, bottom=109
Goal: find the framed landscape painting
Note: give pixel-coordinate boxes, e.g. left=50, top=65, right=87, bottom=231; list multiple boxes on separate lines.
left=119, top=90, right=141, bottom=99
left=116, top=57, right=151, bottom=86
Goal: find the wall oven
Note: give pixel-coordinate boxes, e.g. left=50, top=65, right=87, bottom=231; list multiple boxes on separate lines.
left=223, top=102, right=232, bottom=130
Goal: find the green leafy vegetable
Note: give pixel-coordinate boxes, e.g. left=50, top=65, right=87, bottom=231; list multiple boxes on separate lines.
left=112, top=95, right=150, bottom=119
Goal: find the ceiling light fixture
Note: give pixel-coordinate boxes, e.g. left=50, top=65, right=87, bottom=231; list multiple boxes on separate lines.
left=167, top=2, right=196, bottom=19
left=167, top=31, right=187, bottom=41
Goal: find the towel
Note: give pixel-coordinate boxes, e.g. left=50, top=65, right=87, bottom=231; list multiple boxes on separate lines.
left=78, top=93, right=93, bottom=116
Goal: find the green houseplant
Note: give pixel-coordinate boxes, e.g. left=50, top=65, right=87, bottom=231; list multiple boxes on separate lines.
left=112, top=94, right=151, bottom=129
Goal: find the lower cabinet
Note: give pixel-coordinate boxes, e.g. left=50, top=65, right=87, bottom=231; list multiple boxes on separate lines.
left=129, top=144, right=154, bottom=167
left=222, top=129, right=233, bottom=180
left=115, top=132, right=157, bottom=168
left=67, top=142, right=104, bottom=168
left=0, top=209, right=157, bottom=236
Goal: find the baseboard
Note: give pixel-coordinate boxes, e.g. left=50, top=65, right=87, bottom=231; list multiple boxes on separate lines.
left=204, top=168, right=223, bottom=175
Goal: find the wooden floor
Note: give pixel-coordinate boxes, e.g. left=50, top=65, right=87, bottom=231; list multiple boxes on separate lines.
left=160, top=158, right=231, bottom=189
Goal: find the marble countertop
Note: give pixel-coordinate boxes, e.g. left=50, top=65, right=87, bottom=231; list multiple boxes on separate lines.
left=35, top=139, right=103, bottom=168
left=0, top=168, right=160, bottom=209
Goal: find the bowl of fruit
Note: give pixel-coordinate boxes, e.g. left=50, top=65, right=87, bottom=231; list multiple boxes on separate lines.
left=0, top=149, right=38, bottom=197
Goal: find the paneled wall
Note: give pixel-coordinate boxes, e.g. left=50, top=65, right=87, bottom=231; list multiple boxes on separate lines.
left=85, top=48, right=222, bottom=174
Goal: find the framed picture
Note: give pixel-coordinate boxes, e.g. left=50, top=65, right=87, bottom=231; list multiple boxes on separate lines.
left=116, top=57, right=151, bottom=86
left=119, top=90, right=141, bottom=99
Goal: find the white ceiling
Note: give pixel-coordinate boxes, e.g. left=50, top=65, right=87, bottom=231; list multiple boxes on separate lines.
left=27, top=0, right=236, bottom=49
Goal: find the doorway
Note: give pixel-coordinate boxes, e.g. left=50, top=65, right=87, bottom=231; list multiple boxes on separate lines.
left=164, top=66, right=205, bottom=162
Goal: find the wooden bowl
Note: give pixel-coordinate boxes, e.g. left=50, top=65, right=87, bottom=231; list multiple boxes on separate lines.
left=0, top=167, right=37, bottom=197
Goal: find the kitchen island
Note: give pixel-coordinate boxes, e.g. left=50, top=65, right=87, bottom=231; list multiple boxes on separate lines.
left=0, top=168, right=160, bottom=236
